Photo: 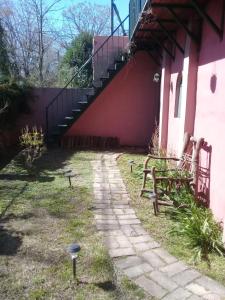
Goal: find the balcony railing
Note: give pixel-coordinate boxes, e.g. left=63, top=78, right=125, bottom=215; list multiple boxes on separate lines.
left=129, top=0, right=147, bottom=39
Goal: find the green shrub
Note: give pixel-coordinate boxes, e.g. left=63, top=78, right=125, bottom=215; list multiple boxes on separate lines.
left=58, top=32, right=93, bottom=88
left=20, top=126, right=45, bottom=174
left=0, top=80, right=31, bottom=129
left=169, top=192, right=224, bottom=263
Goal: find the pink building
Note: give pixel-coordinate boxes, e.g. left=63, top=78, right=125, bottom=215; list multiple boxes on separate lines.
left=128, top=0, right=225, bottom=227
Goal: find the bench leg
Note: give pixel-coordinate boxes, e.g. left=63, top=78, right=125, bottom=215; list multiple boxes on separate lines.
left=140, top=172, right=148, bottom=196
left=153, top=200, right=157, bottom=216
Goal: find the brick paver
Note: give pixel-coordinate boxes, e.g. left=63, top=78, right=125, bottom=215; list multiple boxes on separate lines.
left=92, top=153, right=225, bottom=299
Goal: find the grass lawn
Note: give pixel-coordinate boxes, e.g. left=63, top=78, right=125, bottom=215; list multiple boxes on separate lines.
left=117, top=152, right=225, bottom=286
left=0, top=149, right=149, bottom=300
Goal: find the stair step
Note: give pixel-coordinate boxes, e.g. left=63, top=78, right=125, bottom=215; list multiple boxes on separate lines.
left=72, top=109, right=81, bottom=113
left=115, top=62, right=123, bottom=70
left=114, top=64, right=120, bottom=70
left=108, top=69, right=116, bottom=76
left=87, top=94, right=94, bottom=102
left=51, top=130, right=61, bottom=136
left=117, top=55, right=127, bottom=63
left=92, top=82, right=102, bottom=89
left=65, top=116, right=74, bottom=120
left=86, top=88, right=95, bottom=96
left=78, top=101, right=88, bottom=105
left=100, top=77, right=109, bottom=81
left=47, top=138, right=56, bottom=143
left=115, top=59, right=124, bottom=64
left=121, top=55, right=127, bottom=62
left=92, top=86, right=101, bottom=94
left=87, top=89, right=95, bottom=100
left=57, top=124, right=68, bottom=128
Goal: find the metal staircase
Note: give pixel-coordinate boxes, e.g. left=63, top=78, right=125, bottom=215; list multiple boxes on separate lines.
left=46, top=16, right=129, bottom=144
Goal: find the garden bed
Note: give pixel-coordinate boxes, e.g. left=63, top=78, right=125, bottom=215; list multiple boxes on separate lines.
left=117, top=152, right=225, bottom=286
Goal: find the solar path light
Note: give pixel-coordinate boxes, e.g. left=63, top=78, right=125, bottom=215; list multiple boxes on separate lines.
left=68, top=243, right=81, bottom=280
left=128, top=160, right=135, bottom=173
left=63, top=168, right=77, bottom=187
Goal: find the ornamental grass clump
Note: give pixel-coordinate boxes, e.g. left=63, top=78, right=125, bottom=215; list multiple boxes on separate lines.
left=20, top=126, right=45, bottom=174
left=169, top=189, right=224, bottom=263
left=150, top=123, right=159, bottom=155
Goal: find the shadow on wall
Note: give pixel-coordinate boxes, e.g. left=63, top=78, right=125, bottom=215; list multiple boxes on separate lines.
left=197, top=141, right=212, bottom=208
left=210, top=74, right=217, bottom=93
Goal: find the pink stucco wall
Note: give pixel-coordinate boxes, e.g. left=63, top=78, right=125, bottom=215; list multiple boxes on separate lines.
left=194, top=0, right=225, bottom=221
left=65, top=51, right=160, bottom=147
left=159, top=0, right=225, bottom=222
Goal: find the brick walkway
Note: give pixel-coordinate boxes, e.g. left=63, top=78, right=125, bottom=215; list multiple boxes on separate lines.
left=91, top=153, right=225, bottom=300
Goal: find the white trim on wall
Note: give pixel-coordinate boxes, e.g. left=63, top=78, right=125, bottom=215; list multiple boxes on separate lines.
left=159, top=53, right=166, bottom=148
left=178, top=35, right=191, bottom=156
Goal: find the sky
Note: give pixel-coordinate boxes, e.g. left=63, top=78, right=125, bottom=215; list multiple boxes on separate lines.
left=55, top=0, right=130, bottom=26
left=11, top=0, right=130, bottom=28
left=60, top=0, right=129, bottom=18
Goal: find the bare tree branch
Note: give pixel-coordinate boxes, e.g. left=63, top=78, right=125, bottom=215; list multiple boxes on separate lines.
left=62, top=2, right=111, bottom=40
left=0, top=0, right=63, bottom=86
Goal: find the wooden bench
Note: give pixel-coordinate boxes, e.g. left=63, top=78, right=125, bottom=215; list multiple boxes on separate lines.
left=140, top=133, right=204, bottom=215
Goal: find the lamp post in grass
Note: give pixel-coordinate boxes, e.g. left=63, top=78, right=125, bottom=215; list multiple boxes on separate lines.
left=128, top=160, right=135, bottom=173
left=68, top=243, right=81, bottom=280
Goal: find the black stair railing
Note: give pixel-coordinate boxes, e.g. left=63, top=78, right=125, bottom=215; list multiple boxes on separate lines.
left=129, top=0, right=147, bottom=38
left=46, top=15, right=129, bottom=140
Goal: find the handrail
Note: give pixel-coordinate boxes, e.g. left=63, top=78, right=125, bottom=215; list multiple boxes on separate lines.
left=46, top=15, right=129, bottom=110
left=46, top=57, right=92, bottom=109
left=129, top=0, right=148, bottom=39
left=46, top=14, right=129, bottom=139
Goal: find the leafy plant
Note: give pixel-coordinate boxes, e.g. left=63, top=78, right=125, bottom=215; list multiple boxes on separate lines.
left=0, top=80, right=31, bottom=129
left=58, top=32, right=93, bottom=88
left=169, top=191, right=224, bottom=263
left=127, top=41, right=137, bottom=57
left=19, top=126, right=45, bottom=174
left=131, top=163, right=144, bottom=180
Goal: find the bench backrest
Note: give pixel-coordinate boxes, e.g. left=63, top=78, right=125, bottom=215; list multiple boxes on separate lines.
left=178, top=134, right=204, bottom=186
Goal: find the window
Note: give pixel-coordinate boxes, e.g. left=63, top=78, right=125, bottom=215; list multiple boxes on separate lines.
left=174, top=73, right=183, bottom=118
